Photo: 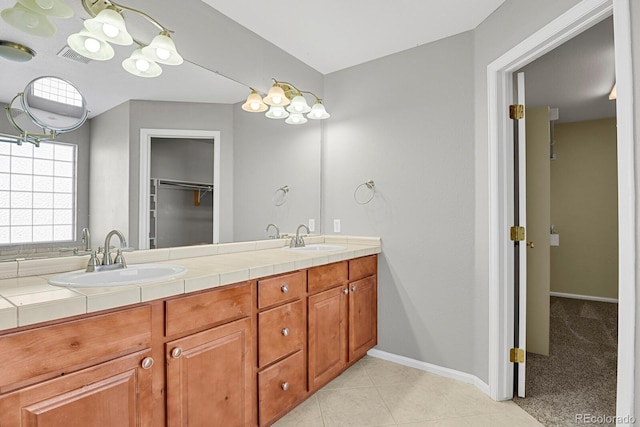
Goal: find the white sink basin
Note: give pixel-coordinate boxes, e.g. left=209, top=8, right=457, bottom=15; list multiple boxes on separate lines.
left=284, top=244, right=346, bottom=252
left=49, top=264, right=187, bottom=287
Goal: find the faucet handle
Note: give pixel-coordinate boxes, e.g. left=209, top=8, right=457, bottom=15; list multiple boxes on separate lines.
left=85, top=250, right=100, bottom=272
left=114, top=249, right=127, bottom=268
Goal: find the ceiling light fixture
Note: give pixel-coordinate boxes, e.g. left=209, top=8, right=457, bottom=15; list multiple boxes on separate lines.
left=242, top=79, right=330, bottom=125
left=0, top=0, right=71, bottom=37
left=67, top=0, right=183, bottom=78
left=0, top=40, right=36, bottom=62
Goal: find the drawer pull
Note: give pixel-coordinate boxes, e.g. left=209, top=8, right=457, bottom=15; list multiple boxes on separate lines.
left=141, top=357, right=154, bottom=370
left=281, top=284, right=289, bottom=293
left=171, top=347, right=182, bottom=359
left=281, top=327, right=289, bottom=337
left=281, top=382, right=289, bottom=391
left=343, top=288, right=349, bottom=295
left=351, top=285, right=357, bottom=292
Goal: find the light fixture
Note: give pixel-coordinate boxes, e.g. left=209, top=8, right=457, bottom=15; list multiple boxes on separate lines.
left=122, top=48, right=162, bottom=78
left=66, top=0, right=183, bottom=78
left=0, top=40, right=36, bottom=62
left=1, top=2, right=59, bottom=37
left=609, top=83, right=617, bottom=100
left=243, top=79, right=330, bottom=125
left=242, top=89, right=268, bottom=112
left=17, top=0, right=72, bottom=18
left=67, top=30, right=115, bottom=61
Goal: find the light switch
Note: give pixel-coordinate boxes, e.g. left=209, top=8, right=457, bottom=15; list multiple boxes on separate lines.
left=308, top=219, right=315, bottom=232
left=333, top=219, right=341, bottom=233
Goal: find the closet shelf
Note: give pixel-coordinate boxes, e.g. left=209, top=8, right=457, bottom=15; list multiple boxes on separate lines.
left=153, top=178, right=214, bottom=204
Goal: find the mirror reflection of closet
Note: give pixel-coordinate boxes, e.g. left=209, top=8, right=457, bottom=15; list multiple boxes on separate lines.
left=149, top=137, right=214, bottom=249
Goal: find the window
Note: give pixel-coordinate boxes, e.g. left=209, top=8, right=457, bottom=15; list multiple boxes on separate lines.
left=32, top=77, right=83, bottom=108
left=0, top=141, right=76, bottom=245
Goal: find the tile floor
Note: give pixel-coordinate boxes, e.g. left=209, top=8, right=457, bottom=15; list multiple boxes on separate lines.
left=274, top=356, right=542, bottom=427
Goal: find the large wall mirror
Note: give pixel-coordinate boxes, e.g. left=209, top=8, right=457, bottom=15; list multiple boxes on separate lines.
left=0, top=0, right=322, bottom=258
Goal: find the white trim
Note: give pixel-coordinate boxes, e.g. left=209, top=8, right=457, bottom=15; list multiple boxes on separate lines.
left=550, top=292, right=619, bottom=304
left=367, top=349, right=490, bottom=396
left=487, top=0, right=635, bottom=419
left=139, top=129, right=221, bottom=250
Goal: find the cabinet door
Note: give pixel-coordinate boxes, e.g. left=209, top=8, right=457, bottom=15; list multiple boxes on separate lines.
left=349, top=275, right=378, bottom=361
left=166, top=317, right=253, bottom=427
left=308, top=286, right=348, bottom=391
left=0, top=349, right=153, bottom=427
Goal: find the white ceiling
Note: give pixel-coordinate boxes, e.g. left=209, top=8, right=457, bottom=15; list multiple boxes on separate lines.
left=0, top=0, right=615, bottom=123
left=201, top=0, right=507, bottom=74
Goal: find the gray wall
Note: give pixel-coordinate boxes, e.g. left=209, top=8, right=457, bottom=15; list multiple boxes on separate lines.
left=233, top=103, right=321, bottom=241
left=324, top=32, right=476, bottom=373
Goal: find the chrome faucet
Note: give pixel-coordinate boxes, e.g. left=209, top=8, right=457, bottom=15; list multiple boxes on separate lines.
left=265, top=223, right=280, bottom=239
left=102, top=229, right=127, bottom=266
left=290, top=224, right=310, bottom=248
left=81, top=227, right=91, bottom=252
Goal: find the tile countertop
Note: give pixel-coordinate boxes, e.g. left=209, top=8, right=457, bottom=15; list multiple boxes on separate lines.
left=0, top=235, right=381, bottom=332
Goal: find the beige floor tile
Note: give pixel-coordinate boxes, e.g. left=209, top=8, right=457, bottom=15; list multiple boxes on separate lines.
left=323, top=360, right=374, bottom=390
left=273, top=395, right=324, bottom=427
left=360, top=356, right=437, bottom=387
left=397, top=419, right=472, bottom=427
left=317, top=386, right=397, bottom=427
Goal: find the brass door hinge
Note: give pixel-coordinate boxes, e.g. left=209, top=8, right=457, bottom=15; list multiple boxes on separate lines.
left=509, top=104, right=524, bottom=120
left=510, top=348, right=525, bottom=363
left=510, top=226, right=525, bottom=241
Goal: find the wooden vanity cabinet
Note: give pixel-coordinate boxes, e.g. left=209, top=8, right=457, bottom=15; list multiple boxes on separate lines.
left=348, top=255, right=378, bottom=361
left=0, top=349, right=153, bottom=427
left=256, top=271, right=307, bottom=426
left=164, top=282, right=254, bottom=427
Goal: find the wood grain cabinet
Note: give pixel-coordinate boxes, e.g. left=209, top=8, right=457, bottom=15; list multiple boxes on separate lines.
left=348, top=255, right=378, bottom=362
left=256, top=271, right=307, bottom=426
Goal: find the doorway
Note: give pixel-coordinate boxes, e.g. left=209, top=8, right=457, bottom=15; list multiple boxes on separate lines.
left=487, top=0, right=635, bottom=421
left=138, top=129, right=221, bottom=249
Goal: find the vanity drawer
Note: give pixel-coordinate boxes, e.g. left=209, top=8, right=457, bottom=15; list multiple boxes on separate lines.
left=0, top=305, right=151, bottom=393
left=258, top=300, right=304, bottom=368
left=258, top=350, right=305, bottom=426
left=258, top=271, right=305, bottom=309
left=308, top=261, right=348, bottom=294
left=349, top=255, right=377, bottom=281
left=165, top=282, right=251, bottom=337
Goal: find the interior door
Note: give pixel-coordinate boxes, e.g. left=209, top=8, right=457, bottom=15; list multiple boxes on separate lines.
left=513, top=72, right=527, bottom=397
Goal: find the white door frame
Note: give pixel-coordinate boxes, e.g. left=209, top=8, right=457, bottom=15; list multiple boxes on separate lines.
left=139, top=129, right=221, bottom=249
left=487, top=0, right=635, bottom=420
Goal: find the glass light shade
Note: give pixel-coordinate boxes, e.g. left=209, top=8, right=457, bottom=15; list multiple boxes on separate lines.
left=1, top=3, right=56, bottom=37
left=307, top=101, right=331, bottom=120
left=265, top=105, right=289, bottom=119
left=263, top=85, right=290, bottom=106
left=241, top=90, right=268, bottom=112
left=17, top=0, right=72, bottom=18
left=141, top=33, right=183, bottom=65
left=84, top=8, right=132, bottom=46
left=122, top=48, right=162, bottom=78
left=285, top=113, right=308, bottom=125
left=286, top=95, right=311, bottom=113
left=67, top=29, right=114, bottom=60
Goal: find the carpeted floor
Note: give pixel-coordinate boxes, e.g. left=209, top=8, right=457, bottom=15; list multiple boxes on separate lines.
left=513, top=296, right=618, bottom=426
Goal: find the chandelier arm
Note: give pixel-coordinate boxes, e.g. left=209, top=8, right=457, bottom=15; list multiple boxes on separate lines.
left=109, top=1, right=174, bottom=33
left=82, top=0, right=173, bottom=34
left=299, top=90, right=322, bottom=102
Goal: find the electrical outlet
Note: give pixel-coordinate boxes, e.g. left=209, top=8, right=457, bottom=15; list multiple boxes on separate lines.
left=333, top=219, right=341, bottom=233
left=308, top=219, right=315, bottom=232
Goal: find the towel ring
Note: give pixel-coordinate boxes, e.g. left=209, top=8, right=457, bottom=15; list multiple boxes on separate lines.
left=273, top=185, right=289, bottom=206
left=354, top=180, right=375, bottom=204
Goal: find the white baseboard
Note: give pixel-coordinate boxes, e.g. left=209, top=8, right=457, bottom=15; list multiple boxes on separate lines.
left=366, top=349, right=491, bottom=397
left=550, top=291, right=618, bottom=303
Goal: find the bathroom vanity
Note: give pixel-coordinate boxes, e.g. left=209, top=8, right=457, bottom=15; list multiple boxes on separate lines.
left=0, top=236, right=379, bottom=426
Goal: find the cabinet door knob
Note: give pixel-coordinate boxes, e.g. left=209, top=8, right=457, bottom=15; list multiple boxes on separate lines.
left=141, top=357, right=154, bottom=369
left=281, top=284, right=289, bottom=293
left=281, top=327, right=289, bottom=337
left=343, top=288, right=349, bottom=295
left=351, top=285, right=357, bottom=292
left=171, top=347, right=182, bottom=359
left=527, top=241, right=535, bottom=248
left=281, top=382, right=289, bottom=391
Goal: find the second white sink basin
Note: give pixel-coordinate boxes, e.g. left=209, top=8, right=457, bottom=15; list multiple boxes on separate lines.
left=284, top=244, right=346, bottom=252
left=49, top=264, right=187, bottom=287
